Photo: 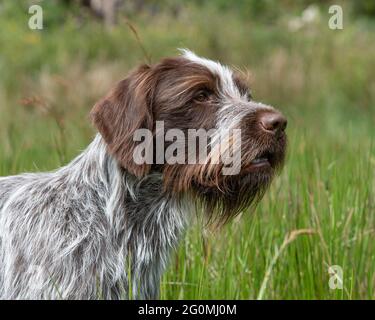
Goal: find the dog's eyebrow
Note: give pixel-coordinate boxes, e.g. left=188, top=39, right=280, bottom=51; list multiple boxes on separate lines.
left=232, top=73, right=250, bottom=96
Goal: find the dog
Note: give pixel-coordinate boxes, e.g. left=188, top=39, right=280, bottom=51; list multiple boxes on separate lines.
left=0, top=50, right=287, bottom=299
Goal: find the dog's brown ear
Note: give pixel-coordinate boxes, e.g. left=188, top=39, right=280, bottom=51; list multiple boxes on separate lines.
left=91, top=65, right=155, bottom=177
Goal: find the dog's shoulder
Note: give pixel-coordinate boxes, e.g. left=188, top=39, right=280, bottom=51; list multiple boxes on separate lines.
left=0, top=173, right=38, bottom=210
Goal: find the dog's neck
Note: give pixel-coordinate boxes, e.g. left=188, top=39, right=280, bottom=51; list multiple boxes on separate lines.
left=66, top=134, right=189, bottom=216
left=59, top=134, right=190, bottom=298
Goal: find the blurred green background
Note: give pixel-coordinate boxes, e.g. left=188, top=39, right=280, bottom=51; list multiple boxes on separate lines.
left=0, top=0, right=374, bottom=299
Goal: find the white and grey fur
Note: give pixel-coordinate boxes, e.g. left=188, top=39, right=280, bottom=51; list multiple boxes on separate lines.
left=0, top=51, right=286, bottom=299
left=0, top=135, right=189, bottom=299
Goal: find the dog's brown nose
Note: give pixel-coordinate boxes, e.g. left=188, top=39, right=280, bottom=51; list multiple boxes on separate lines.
left=259, top=112, right=287, bottom=134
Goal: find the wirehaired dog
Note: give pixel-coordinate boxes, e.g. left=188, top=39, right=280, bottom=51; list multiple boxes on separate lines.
left=0, top=50, right=287, bottom=299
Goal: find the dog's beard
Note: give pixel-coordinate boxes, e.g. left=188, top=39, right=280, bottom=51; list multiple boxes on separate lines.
left=192, top=170, right=274, bottom=225
left=160, top=133, right=287, bottom=225
left=162, top=158, right=284, bottom=226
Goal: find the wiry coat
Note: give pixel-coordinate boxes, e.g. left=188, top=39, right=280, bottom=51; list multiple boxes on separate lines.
left=0, top=51, right=287, bottom=299
left=0, top=135, right=188, bottom=299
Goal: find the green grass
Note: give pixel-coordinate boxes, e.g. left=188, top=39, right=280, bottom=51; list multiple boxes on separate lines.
left=1, top=1, right=375, bottom=299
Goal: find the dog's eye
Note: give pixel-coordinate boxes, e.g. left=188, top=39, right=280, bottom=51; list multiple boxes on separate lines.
left=194, top=90, right=211, bottom=102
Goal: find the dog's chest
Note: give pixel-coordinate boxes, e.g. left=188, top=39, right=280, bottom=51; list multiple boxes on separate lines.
left=111, top=177, right=190, bottom=298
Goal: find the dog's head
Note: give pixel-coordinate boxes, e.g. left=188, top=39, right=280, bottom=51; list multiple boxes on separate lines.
left=91, top=50, right=287, bottom=223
